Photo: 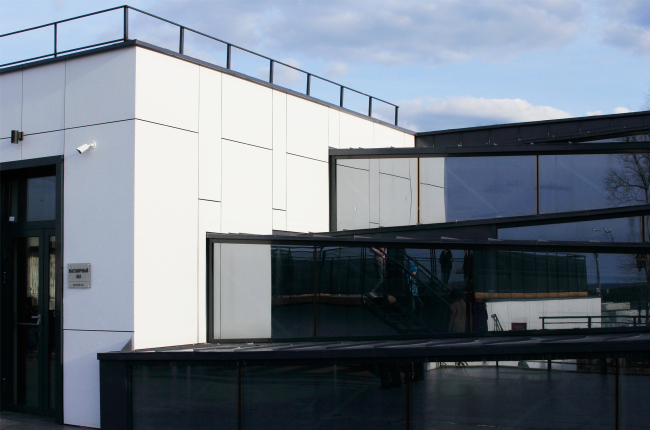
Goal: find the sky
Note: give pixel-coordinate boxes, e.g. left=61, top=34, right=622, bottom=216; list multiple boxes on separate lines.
left=1, top=0, right=649, bottom=132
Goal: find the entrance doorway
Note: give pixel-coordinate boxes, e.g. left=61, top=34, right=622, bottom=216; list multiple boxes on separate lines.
left=1, top=160, right=62, bottom=420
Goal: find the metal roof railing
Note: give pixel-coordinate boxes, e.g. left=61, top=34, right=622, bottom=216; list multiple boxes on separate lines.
left=0, top=5, right=400, bottom=126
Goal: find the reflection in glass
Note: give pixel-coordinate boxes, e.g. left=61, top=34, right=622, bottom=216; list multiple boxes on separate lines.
left=243, top=364, right=405, bottom=429
left=13, top=236, right=40, bottom=407
left=262, top=243, right=650, bottom=338
left=498, top=217, right=644, bottom=242
left=48, top=236, right=56, bottom=409
left=539, top=154, right=650, bottom=213
left=443, top=156, right=536, bottom=221
left=132, top=365, right=238, bottom=429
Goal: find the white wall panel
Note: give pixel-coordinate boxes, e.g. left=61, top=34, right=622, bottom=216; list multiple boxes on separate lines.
left=374, top=122, right=406, bottom=148
left=420, top=157, right=445, bottom=187
left=286, top=94, right=328, bottom=161
left=22, top=62, right=65, bottom=134
left=221, top=139, right=272, bottom=234
left=379, top=174, right=415, bottom=227
left=404, top=132, right=415, bottom=147
left=0, top=137, right=21, bottom=162
left=286, top=155, right=328, bottom=232
left=219, top=243, right=272, bottom=339
left=63, top=121, right=135, bottom=331
left=21, top=130, right=64, bottom=160
left=65, top=48, right=136, bottom=128
left=420, top=184, right=446, bottom=224
left=198, top=199, right=221, bottom=343
left=212, top=243, right=221, bottom=339
left=222, top=74, right=272, bottom=149
left=369, top=159, right=380, bottom=224
left=273, top=209, right=287, bottom=231
left=328, top=108, right=340, bottom=149
left=133, top=121, right=199, bottom=349
left=272, top=90, right=287, bottom=210
left=340, top=111, right=373, bottom=149
left=63, top=330, right=132, bottom=428
left=135, top=48, right=199, bottom=132
left=198, top=67, right=222, bottom=201
left=379, top=158, right=411, bottom=178
left=0, top=71, right=22, bottom=139
left=336, top=165, right=370, bottom=231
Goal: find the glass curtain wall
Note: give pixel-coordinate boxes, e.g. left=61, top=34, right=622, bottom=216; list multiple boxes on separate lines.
left=336, top=150, right=650, bottom=230
left=212, top=242, right=650, bottom=339
left=129, top=358, right=650, bottom=430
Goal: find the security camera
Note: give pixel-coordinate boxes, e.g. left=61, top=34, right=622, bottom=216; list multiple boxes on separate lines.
left=76, top=142, right=96, bottom=154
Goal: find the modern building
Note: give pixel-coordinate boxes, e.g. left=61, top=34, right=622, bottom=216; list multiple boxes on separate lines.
left=1, top=6, right=649, bottom=429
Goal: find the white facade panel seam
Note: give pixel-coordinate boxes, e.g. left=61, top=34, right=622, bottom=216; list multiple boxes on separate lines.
left=135, top=118, right=198, bottom=134
left=199, top=198, right=222, bottom=203
left=285, top=152, right=328, bottom=164
left=221, top=137, right=272, bottom=151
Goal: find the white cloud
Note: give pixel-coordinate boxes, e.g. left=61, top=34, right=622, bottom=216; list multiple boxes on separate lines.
left=399, top=96, right=572, bottom=131
left=587, top=107, right=633, bottom=116
left=599, top=0, right=650, bottom=56
left=611, top=106, right=633, bottom=114
left=324, top=61, right=350, bottom=78
left=153, top=0, right=587, bottom=67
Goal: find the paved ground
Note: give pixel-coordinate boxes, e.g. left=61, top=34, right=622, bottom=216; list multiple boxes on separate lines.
left=0, top=412, right=90, bottom=429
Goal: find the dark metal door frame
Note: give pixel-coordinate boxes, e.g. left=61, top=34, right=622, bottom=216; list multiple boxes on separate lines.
left=1, top=156, right=63, bottom=422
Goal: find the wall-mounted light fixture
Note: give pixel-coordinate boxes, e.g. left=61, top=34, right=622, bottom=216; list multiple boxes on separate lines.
left=76, top=142, right=97, bottom=154
left=10, top=130, right=23, bottom=143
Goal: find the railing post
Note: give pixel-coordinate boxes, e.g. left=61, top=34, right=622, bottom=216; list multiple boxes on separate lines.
left=123, top=6, right=129, bottom=41
left=53, top=23, right=58, bottom=57
left=226, top=44, right=231, bottom=69
left=269, top=59, right=274, bottom=84
left=368, top=97, right=372, bottom=117
left=339, top=86, right=344, bottom=107
left=306, top=73, right=311, bottom=96
left=588, top=317, right=592, bottom=329
left=179, top=27, right=184, bottom=54
left=542, top=318, right=545, bottom=330
left=395, top=106, right=399, bottom=126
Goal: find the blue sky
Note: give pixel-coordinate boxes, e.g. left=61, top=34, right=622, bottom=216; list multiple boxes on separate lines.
left=1, top=0, right=648, bottom=131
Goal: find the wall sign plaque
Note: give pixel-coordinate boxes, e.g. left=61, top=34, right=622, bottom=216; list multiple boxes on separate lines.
left=67, top=263, right=91, bottom=288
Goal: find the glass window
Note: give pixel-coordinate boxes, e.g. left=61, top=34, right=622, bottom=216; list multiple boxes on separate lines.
left=242, top=364, right=406, bottom=429
left=26, top=176, right=56, bottom=221
left=443, top=156, right=536, bottom=222
left=132, top=365, right=238, bottom=430
left=539, top=153, right=650, bottom=213
left=498, top=217, right=644, bottom=242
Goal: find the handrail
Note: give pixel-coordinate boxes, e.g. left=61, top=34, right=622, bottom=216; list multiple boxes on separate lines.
left=371, top=248, right=451, bottom=308
left=492, top=314, right=504, bottom=331
left=0, top=5, right=399, bottom=125
left=540, top=315, right=650, bottom=329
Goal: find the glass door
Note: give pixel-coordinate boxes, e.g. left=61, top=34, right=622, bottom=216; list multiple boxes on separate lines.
left=1, top=229, right=56, bottom=415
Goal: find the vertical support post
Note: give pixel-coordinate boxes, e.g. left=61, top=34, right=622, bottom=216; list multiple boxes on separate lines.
left=368, top=97, right=373, bottom=117
left=306, top=73, right=311, bottom=96
left=312, top=247, right=319, bottom=337
left=405, top=364, right=412, bottom=430
left=536, top=155, right=540, bottom=215
left=123, top=6, right=129, bottom=41
left=226, top=44, right=232, bottom=69
left=339, top=86, right=344, bottom=107
left=395, top=106, right=399, bottom=126
left=614, top=358, right=620, bottom=430
left=588, top=317, right=592, bottom=329
left=238, top=364, right=243, bottom=430
left=269, top=60, right=274, bottom=84
left=53, top=23, right=58, bottom=57
left=547, top=359, right=552, bottom=372
left=179, top=27, right=185, bottom=54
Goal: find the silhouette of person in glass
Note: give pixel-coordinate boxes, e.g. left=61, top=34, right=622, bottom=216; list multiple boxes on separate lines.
left=439, top=249, right=453, bottom=286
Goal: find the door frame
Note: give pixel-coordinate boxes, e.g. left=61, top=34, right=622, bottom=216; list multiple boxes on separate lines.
left=1, top=156, right=63, bottom=423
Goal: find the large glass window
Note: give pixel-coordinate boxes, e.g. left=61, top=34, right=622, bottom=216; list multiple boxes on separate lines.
left=498, top=217, right=644, bottom=242
left=212, top=241, right=649, bottom=339
left=443, top=156, right=537, bottom=221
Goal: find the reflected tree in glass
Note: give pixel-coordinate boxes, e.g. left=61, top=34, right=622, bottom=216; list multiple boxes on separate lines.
left=602, top=141, right=650, bottom=311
